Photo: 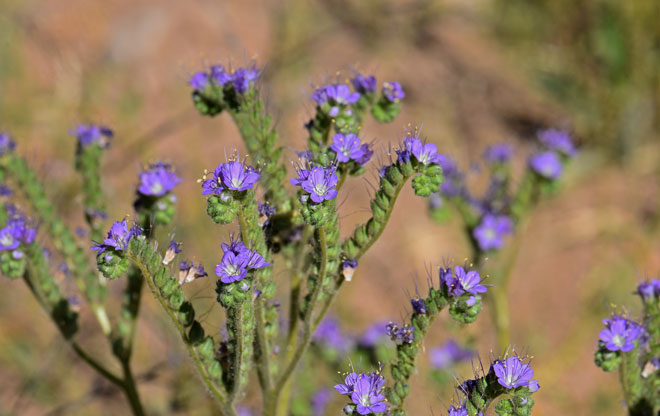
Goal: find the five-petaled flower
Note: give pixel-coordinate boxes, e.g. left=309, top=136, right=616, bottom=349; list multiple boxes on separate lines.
left=491, top=355, right=539, bottom=391
left=529, top=151, right=562, bottom=180
left=215, top=238, right=269, bottom=284
left=330, top=133, right=365, bottom=163
left=473, top=214, right=514, bottom=251
left=202, top=158, right=260, bottom=195
left=138, top=162, right=182, bottom=197
left=91, top=219, right=143, bottom=254
left=334, top=371, right=387, bottom=415
left=295, top=166, right=338, bottom=203
left=599, top=315, right=643, bottom=352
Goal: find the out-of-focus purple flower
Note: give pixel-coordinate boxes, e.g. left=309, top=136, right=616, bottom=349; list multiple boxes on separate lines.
left=310, top=388, right=332, bottom=416
left=352, top=73, right=377, bottom=94
left=0, top=133, right=16, bottom=155
left=330, top=133, right=365, bottom=163
left=429, top=340, right=475, bottom=369
left=382, top=81, right=404, bottom=102
left=447, top=405, right=468, bottom=416
left=483, top=144, right=513, bottom=163
left=355, top=143, right=374, bottom=166
left=359, top=321, right=390, bottom=348
left=636, top=279, right=660, bottom=301
left=236, top=406, right=253, bottom=416
left=314, top=317, right=353, bottom=352
left=71, top=124, right=113, bottom=148
left=258, top=202, right=275, bottom=227
left=599, top=315, right=643, bottom=352
left=215, top=237, right=269, bottom=284
left=538, top=128, right=576, bottom=157
left=386, top=322, right=414, bottom=343
left=491, top=356, right=538, bottom=390
left=91, top=219, right=142, bottom=254
left=231, top=66, right=260, bottom=94
left=473, top=214, right=514, bottom=251
left=211, top=65, right=232, bottom=85
left=529, top=151, right=562, bottom=179
left=300, top=166, right=338, bottom=203
left=189, top=72, right=209, bottom=91
left=0, top=185, right=11, bottom=197
left=138, top=162, right=182, bottom=196
left=411, top=298, right=426, bottom=315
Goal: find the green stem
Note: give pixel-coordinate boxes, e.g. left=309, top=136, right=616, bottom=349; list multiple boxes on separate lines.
left=126, top=253, right=232, bottom=410
left=620, top=353, right=633, bottom=410
left=120, top=360, right=146, bottom=416
left=269, top=226, right=328, bottom=416
left=229, top=305, right=245, bottom=400
left=490, top=286, right=511, bottom=351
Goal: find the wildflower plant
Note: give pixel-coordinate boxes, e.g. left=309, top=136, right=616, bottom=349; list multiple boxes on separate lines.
left=594, top=279, right=660, bottom=414
left=0, top=61, right=546, bottom=416
left=427, top=129, right=576, bottom=349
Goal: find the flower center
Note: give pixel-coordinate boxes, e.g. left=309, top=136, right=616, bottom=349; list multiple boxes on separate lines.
left=225, top=264, right=240, bottom=276
left=150, top=182, right=164, bottom=194
left=359, top=393, right=371, bottom=407
left=231, top=177, right=243, bottom=188
left=0, top=233, right=14, bottom=247
left=314, top=183, right=327, bottom=196
left=612, top=334, right=625, bottom=347
left=484, top=228, right=497, bottom=241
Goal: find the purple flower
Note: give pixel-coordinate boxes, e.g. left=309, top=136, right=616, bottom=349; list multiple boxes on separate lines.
left=454, top=266, right=487, bottom=295
left=637, top=279, right=660, bottom=300
left=310, top=389, right=332, bottom=416
left=138, top=162, right=182, bottom=196
left=355, top=143, right=374, bottom=166
left=599, top=315, right=643, bottom=352
left=236, top=407, right=253, bottom=416
left=300, top=166, right=339, bottom=203
left=0, top=224, right=21, bottom=251
left=0, top=185, right=11, bottom=197
left=386, top=322, right=414, bottom=343
left=491, top=356, right=538, bottom=390
left=202, top=159, right=260, bottom=195
left=258, top=202, right=275, bottom=226
left=70, top=124, right=113, bottom=148
left=330, top=133, right=365, bottom=163
left=429, top=340, right=474, bottom=369
left=358, top=321, right=390, bottom=347
left=91, top=219, right=142, bottom=254
left=211, top=65, right=232, bottom=85
left=336, top=371, right=387, bottom=415
left=403, top=136, right=443, bottom=165
left=313, top=83, right=360, bottom=106
left=447, top=406, right=468, bottom=416
left=220, top=161, right=260, bottom=191
left=189, top=72, right=209, bottom=91
left=352, top=74, right=377, bottom=94
left=342, top=259, right=358, bottom=282
left=163, top=240, right=182, bottom=265
left=411, top=298, right=426, bottom=315
left=231, top=66, right=260, bottom=94
left=289, top=167, right=310, bottom=187
left=215, top=238, right=269, bottom=284
left=483, top=144, right=513, bottom=163
left=529, top=151, right=562, bottom=179
left=382, top=81, right=404, bottom=102
left=538, top=128, right=576, bottom=157
left=0, top=207, right=37, bottom=251
left=314, top=317, right=353, bottom=352
left=0, top=133, right=16, bottom=155
left=473, top=214, right=514, bottom=251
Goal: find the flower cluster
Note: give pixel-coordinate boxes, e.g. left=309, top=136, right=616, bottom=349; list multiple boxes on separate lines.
left=137, top=162, right=182, bottom=197
left=214, top=238, right=269, bottom=284
left=334, top=370, right=387, bottom=415
left=0, top=132, right=16, bottom=155
left=91, top=219, right=143, bottom=255
left=202, top=159, right=260, bottom=195
left=382, top=81, right=405, bottom=102
left=351, top=73, right=377, bottom=95
left=178, top=260, right=208, bottom=285
left=330, top=133, right=372, bottom=165
left=290, top=166, right=338, bottom=203
left=397, top=132, right=443, bottom=165
left=189, top=64, right=260, bottom=94
left=386, top=322, right=415, bottom=344
left=313, top=83, right=360, bottom=117
left=599, top=315, right=643, bottom=352
left=0, top=205, right=37, bottom=251
left=70, top=124, right=113, bottom=148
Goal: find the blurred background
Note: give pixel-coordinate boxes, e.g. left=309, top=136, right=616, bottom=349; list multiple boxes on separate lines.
left=0, top=0, right=659, bottom=414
